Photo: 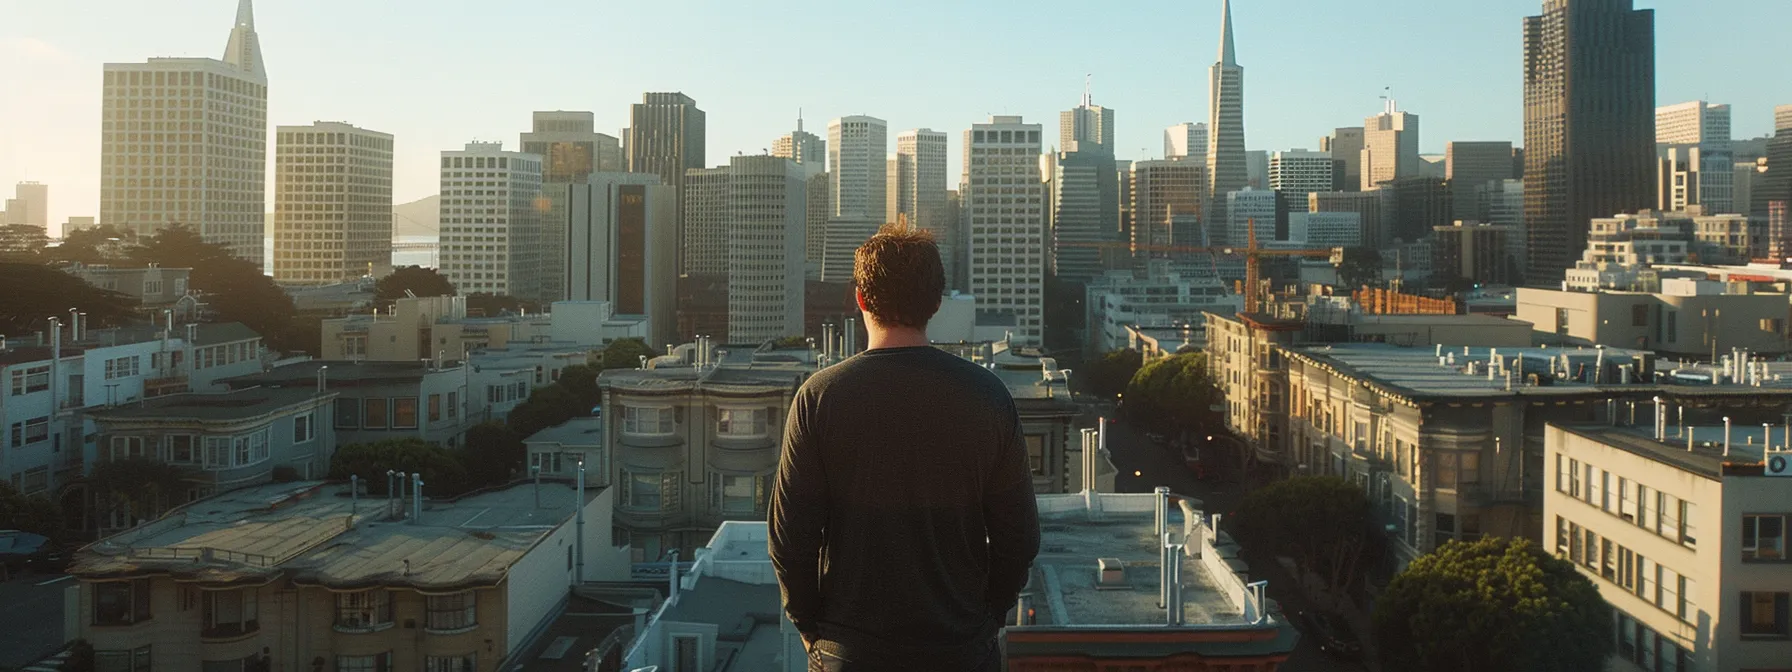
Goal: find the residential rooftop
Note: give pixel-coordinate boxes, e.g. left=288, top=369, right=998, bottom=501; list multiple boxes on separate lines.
left=75, top=480, right=598, bottom=591
left=1287, top=343, right=1792, bottom=400
left=1554, top=423, right=1792, bottom=481
left=87, top=386, right=331, bottom=423
left=226, top=359, right=458, bottom=387
left=525, top=416, right=604, bottom=447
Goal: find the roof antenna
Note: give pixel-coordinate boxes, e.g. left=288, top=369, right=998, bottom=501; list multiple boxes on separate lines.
left=797, top=107, right=804, bottom=133
left=1083, top=73, right=1093, bottom=107
left=1382, top=87, right=1395, bottom=115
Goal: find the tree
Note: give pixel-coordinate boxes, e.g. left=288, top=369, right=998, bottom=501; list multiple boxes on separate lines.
left=554, top=364, right=603, bottom=409
left=328, top=439, right=470, bottom=497
left=1080, top=349, right=1143, bottom=398
left=1336, top=246, right=1383, bottom=290
left=507, top=385, right=585, bottom=439
left=88, top=458, right=194, bottom=525
left=601, top=337, right=655, bottom=370
left=46, top=225, right=133, bottom=265
left=1372, top=537, right=1613, bottom=672
left=0, top=224, right=49, bottom=260
left=0, top=263, right=140, bottom=335
left=1237, top=476, right=1380, bottom=602
left=128, top=227, right=302, bottom=353
left=375, top=266, right=456, bottom=305
left=1121, top=352, right=1223, bottom=439
left=461, top=422, right=526, bottom=488
left=0, top=481, right=64, bottom=540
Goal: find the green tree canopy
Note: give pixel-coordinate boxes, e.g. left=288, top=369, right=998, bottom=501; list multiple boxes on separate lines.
left=461, top=422, right=526, bottom=487
left=601, top=337, right=655, bottom=370
left=1337, top=246, right=1383, bottom=290
left=1372, top=537, right=1613, bottom=672
left=1237, top=476, right=1380, bottom=600
left=0, top=224, right=49, bottom=260
left=1080, top=349, right=1143, bottom=398
left=0, top=481, right=64, bottom=541
left=328, top=439, right=471, bottom=497
left=1121, top=352, right=1223, bottom=439
left=0, top=263, right=141, bottom=335
left=375, top=266, right=456, bottom=305
left=128, top=226, right=301, bottom=353
left=47, top=225, right=133, bottom=265
left=89, top=458, right=194, bottom=525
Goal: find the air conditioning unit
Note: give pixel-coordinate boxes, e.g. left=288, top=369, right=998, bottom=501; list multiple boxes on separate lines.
left=1767, top=452, right=1792, bottom=477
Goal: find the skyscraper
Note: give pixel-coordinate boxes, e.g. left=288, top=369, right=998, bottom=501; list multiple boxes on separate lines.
left=1362, top=102, right=1420, bottom=190
left=1268, top=149, right=1335, bottom=198
left=892, top=129, right=949, bottom=232
left=1321, top=127, right=1365, bottom=192
left=5, top=183, right=48, bottom=231
left=1656, top=101, right=1731, bottom=147
left=521, top=111, right=623, bottom=301
left=100, top=0, right=267, bottom=262
left=1655, top=101, right=1733, bottom=214
left=1523, top=0, right=1655, bottom=282
left=1206, top=0, right=1249, bottom=227
left=557, top=173, right=677, bottom=345
left=773, top=114, right=827, bottom=167
left=1445, top=141, right=1516, bottom=221
left=1054, top=94, right=1119, bottom=284
left=1130, top=160, right=1206, bottom=253
left=725, top=156, right=807, bottom=343
left=1165, top=123, right=1208, bottom=160
left=1061, top=89, right=1116, bottom=156
left=272, top=122, right=393, bottom=285
left=828, top=116, right=888, bottom=222
left=627, top=93, right=706, bottom=268
left=438, top=142, right=543, bottom=297
left=965, top=117, right=1046, bottom=343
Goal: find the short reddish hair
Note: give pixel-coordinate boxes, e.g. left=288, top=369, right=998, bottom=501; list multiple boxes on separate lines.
left=853, top=224, right=945, bottom=329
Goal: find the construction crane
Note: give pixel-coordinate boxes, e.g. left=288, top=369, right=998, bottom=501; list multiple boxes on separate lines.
left=1062, top=221, right=1339, bottom=313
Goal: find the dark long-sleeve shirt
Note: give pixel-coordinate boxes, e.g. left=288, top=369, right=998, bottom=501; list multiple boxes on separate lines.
left=769, top=346, right=1041, bottom=667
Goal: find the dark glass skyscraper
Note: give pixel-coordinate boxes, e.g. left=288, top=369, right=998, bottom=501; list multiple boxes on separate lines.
left=1522, top=0, right=1655, bottom=283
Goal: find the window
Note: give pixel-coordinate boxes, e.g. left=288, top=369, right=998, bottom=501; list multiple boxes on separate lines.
left=334, top=590, right=393, bottom=631
left=1678, top=575, right=1696, bottom=624
left=713, top=474, right=765, bottom=514
left=167, top=435, right=198, bottom=464
left=1025, top=435, right=1045, bottom=475
left=1618, top=478, right=1634, bottom=521
left=110, top=436, right=147, bottom=461
left=1743, top=514, right=1787, bottom=561
left=1555, top=455, right=1569, bottom=493
left=1679, top=500, right=1697, bottom=547
left=1568, top=458, right=1581, bottom=497
left=1661, top=492, right=1680, bottom=539
left=93, top=645, right=152, bottom=672
left=335, top=398, right=361, bottom=429
left=716, top=408, right=768, bottom=437
left=1569, top=521, right=1583, bottom=563
left=1740, top=591, right=1790, bottom=638
left=93, top=579, right=152, bottom=625
left=1632, top=304, right=1648, bottom=327
left=624, top=470, right=679, bottom=512
left=1601, top=538, right=1617, bottom=581
left=11, top=416, right=49, bottom=445
left=231, top=430, right=269, bottom=468
left=11, top=365, right=50, bottom=395
left=447, top=391, right=458, bottom=418
left=293, top=414, right=313, bottom=443
left=364, top=398, right=389, bottom=430
left=425, top=592, right=476, bottom=632
left=622, top=406, right=674, bottom=436
left=1555, top=307, right=1570, bottom=336
left=201, top=589, right=258, bottom=638
left=392, top=398, right=418, bottom=429
left=104, top=356, right=140, bottom=380
left=335, top=653, right=392, bottom=672
left=204, top=437, right=232, bottom=469
left=424, top=655, right=476, bottom=672
left=428, top=394, right=442, bottom=422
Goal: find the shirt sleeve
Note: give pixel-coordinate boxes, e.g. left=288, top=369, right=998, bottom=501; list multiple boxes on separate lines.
left=768, top=389, right=827, bottom=635
left=983, top=398, right=1041, bottom=618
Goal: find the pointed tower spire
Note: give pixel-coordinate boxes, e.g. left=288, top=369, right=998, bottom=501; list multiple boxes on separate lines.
left=222, top=0, right=267, bottom=82
left=1217, top=0, right=1238, bottom=66
left=1082, top=74, right=1092, bottom=107
left=797, top=108, right=804, bottom=133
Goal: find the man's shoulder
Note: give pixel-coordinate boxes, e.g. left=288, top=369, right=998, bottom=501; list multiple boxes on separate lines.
left=799, top=348, right=1005, bottom=396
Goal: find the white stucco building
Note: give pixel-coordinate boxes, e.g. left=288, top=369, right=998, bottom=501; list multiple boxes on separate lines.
left=438, top=142, right=544, bottom=297
left=964, top=116, right=1046, bottom=344
left=828, top=115, right=888, bottom=223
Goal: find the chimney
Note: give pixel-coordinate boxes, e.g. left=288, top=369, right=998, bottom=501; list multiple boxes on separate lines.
left=1164, top=535, right=1186, bottom=626
left=412, top=472, right=425, bottom=523
left=1723, top=416, right=1732, bottom=457
left=1154, top=486, right=1171, bottom=538
left=844, top=318, right=858, bottom=356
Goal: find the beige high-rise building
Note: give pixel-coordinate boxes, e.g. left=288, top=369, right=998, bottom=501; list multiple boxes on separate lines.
left=100, top=0, right=268, bottom=262
left=1446, top=141, right=1516, bottom=221
left=1656, top=100, right=1731, bottom=147
left=522, top=111, right=624, bottom=302
left=772, top=114, right=826, bottom=166
left=892, top=129, right=949, bottom=234
left=1321, top=127, right=1365, bottom=192
left=964, top=116, right=1046, bottom=343
left=5, top=182, right=48, bottom=231
left=1130, top=160, right=1206, bottom=252
left=437, top=142, right=543, bottom=297
left=272, top=122, right=393, bottom=285
left=1362, top=102, right=1420, bottom=190
left=828, top=115, right=888, bottom=222
left=680, top=157, right=807, bottom=342
left=1165, top=122, right=1208, bottom=160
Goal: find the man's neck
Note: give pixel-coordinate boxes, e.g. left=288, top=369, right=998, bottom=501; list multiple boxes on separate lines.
left=864, top=325, right=931, bottom=351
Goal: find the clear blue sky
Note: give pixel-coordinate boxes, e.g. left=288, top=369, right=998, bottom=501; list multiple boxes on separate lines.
left=2, top=0, right=1787, bottom=231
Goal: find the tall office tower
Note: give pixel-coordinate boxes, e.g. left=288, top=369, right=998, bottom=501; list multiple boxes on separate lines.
left=557, top=173, right=677, bottom=345
left=100, top=0, right=267, bottom=262
left=438, top=142, right=544, bottom=297
left=1321, top=127, right=1365, bottom=191
left=725, top=156, right=806, bottom=343
left=1225, top=188, right=1277, bottom=247
left=1206, top=0, right=1249, bottom=226
left=1165, top=123, right=1208, bottom=160
left=1052, top=151, right=1113, bottom=283
left=1385, top=176, right=1453, bottom=243
left=1268, top=150, right=1335, bottom=198
left=822, top=216, right=882, bottom=283
left=682, top=167, right=731, bottom=277
left=1753, top=106, right=1792, bottom=220
left=828, top=116, right=889, bottom=222
left=1445, top=141, right=1517, bottom=221
left=1654, top=101, right=1733, bottom=213
left=945, top=189, right=966, bottom=289
left=7, top=183, right=48, bottom=231
left=1130, top=160, right=1206, bottom=255
left=1523, top=0, right=1655, bottom=282
left=772, top=114, right=827, bottom=166
left=1245, top=151, right=1269, bottom=190
left=627, top=92, right=706, bottom=269
left=803, top=171, right=830, bottom=279
left=272, top=122, right=394, bottom=285
left=964, top=116, right=1046, bottom=343
left=892, top=129, right=950, bottom=234
left=1311, top=191, right=1388, bottom=249
left=523, top=111, right=624, bottom=302
left=554, top=172, right=659, bottom=302
left=1061, top=90, right=1116, bottom=155
left=1362, top=102, right=1421, bottom=190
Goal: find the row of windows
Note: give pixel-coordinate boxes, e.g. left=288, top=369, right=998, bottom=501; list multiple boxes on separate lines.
left=1555, top=454, right=1696, bottom=548
left=335, top=397, right=426, bottom=431
left=1556, top=516, right=1697, bottom=626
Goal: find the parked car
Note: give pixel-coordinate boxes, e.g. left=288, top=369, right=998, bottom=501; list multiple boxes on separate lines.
left=1297, top=610, right=1362, bottom=659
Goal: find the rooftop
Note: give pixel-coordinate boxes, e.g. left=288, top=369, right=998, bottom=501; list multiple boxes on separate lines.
left=227, top=359, right=456, bottom=388
left=525, top=416, right=605, bottom=447
left=1555, top=423, right=1791, bottom=481
left=1289, top=343, right=1647, bottom=399
left=87, top=386, right=330, bottom=423
left=75, top=480, right=598, bottom=590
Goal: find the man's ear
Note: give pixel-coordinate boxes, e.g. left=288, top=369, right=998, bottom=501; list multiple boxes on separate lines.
left=854, top=288, right=867, bottom=313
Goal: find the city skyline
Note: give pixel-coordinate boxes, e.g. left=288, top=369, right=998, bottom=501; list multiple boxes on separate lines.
left=3, top=0, right=1788, bottom=230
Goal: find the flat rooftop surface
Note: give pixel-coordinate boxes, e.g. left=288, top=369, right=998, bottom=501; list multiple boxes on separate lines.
left=78, top=481, right=594, bottom=590
left=1354, top=314, right=1530, bottom=327
left=662, top=579, right=783, bottom=672
left=1032, top=504, right=1240, bottom=627
left=526, top=416, right=604, bottom=446
left=229, top=360, right=454, bottom=386
left=89, top=386, right=328, bottom=422
left=1557, top=424, right=1784, bottom=481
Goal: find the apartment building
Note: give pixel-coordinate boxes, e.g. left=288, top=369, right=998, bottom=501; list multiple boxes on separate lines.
left=62, top=264, right=192, bottom=311
left=318, top=296, right=646, bottom=362
left=1546, top=422, right=1791, bottom=671
left=964, top=116, right=1046, bottom=344
left=438, top=142, right=544, bottom=297
left=272, top=122, right=395, bottom=285
left=70, top=479, right=629, bottom=671
left=1516, top=279, right=1790, bottom=358
left=1084, top=261, right=1240, bottom=354
left=223, top=360, right=482, bottom=448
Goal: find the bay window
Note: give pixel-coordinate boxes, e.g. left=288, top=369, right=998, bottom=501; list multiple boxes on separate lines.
left=335, top=653, right=391, bottom=672
left=334, top=590, right=393, bottom=631
left=110, top=436, right=148, bottom=461
left=200, top=588, right=258, bottom=638
left=425, top=591, right=477, bottom=632
left=623, top=406, right=674, bottom=436
left=93, top=579, right=152, bottom=625
left=716, top=408, right=768, bottom=437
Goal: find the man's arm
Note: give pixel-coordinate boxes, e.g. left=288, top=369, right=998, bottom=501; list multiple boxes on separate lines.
left=768, top=391, right=827, bottom=639
left=983, top=400, right=1041, bottom=619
